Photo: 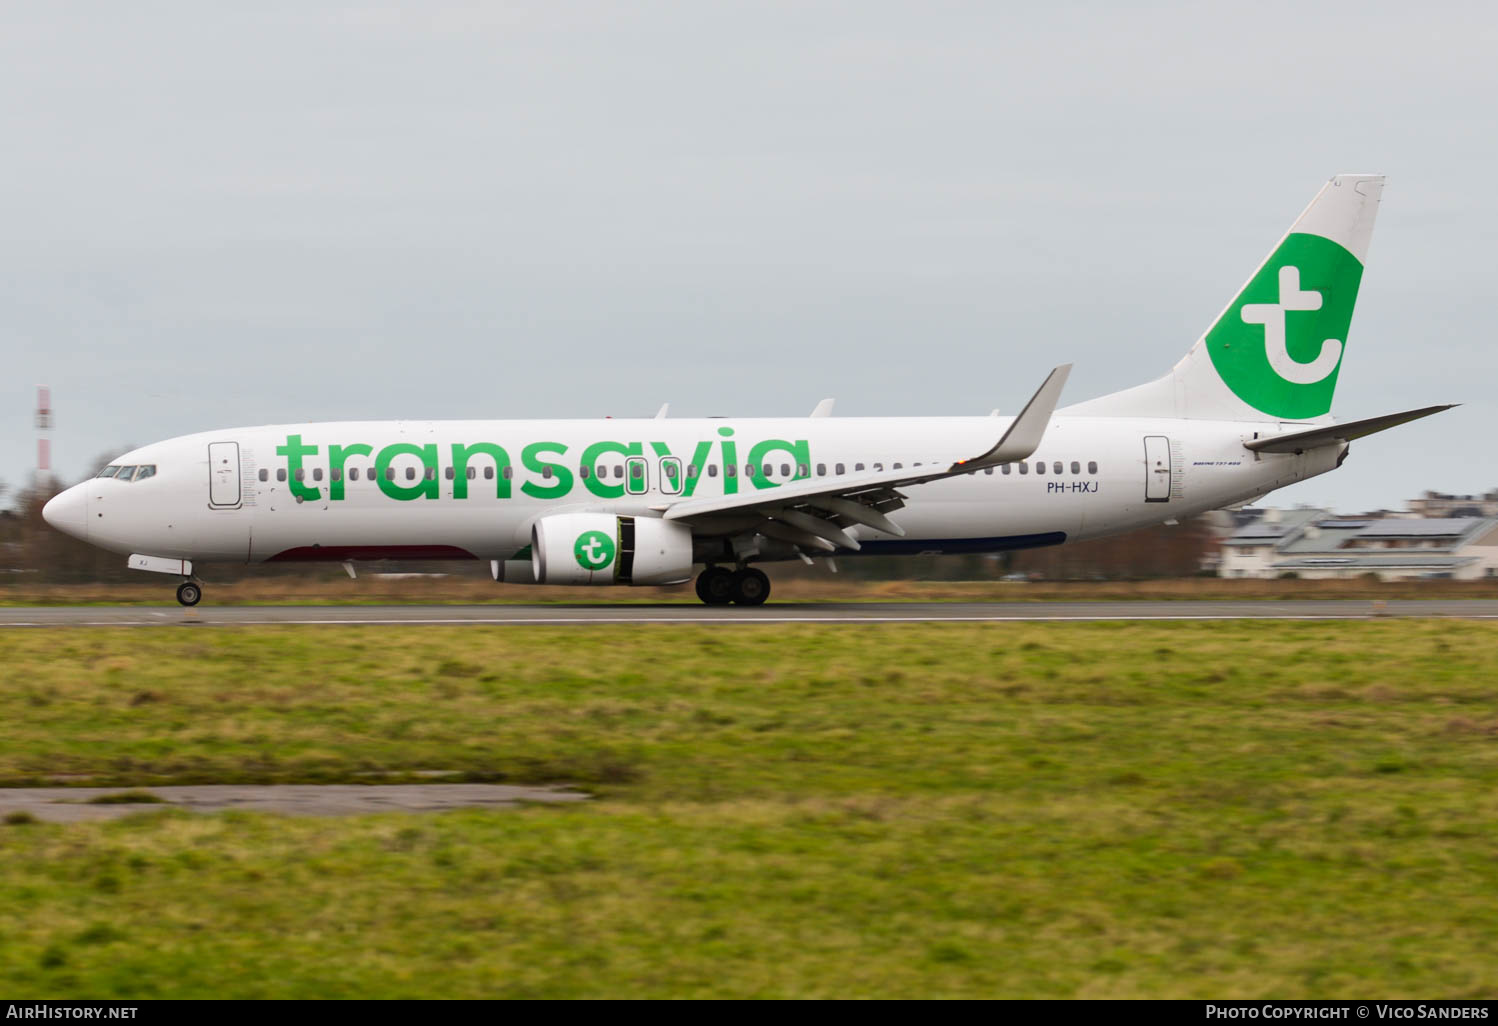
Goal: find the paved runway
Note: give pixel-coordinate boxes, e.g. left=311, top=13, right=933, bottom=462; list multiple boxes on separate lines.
left=3, top=599, right=1498, bottom=626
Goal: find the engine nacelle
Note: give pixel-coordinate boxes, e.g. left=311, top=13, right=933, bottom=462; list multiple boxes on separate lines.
left=531, top=513, right=695, bottom=586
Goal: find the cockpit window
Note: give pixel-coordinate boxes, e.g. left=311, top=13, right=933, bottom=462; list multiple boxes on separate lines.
left=98, top=464, right=156, bottom=482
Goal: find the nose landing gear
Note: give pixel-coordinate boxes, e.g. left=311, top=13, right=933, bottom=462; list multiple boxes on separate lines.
left=176, top=581, right=203, bottom=607
left=694, top=566, right=770, bottom=606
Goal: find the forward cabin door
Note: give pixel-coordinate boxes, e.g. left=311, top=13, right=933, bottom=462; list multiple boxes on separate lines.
left=208, top=441, right=242, bottom=508
left=1144, top=435, right=1171, bottom=503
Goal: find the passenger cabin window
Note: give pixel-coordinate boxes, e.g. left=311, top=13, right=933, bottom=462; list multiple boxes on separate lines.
left=542, top=466, right=553, bottom=479
left=503, top=467, right=513, bottom=480
left=893, top=463, right=902, bottom=470
left=350, top=468, right=360, bottom=481
left=782, top=463, right=792, bottom=477
left=855, top=463, right=865, bottom=472
left=661, top=458, right=682, bottom=495
left=836, top=463, right=845, bottom=475
left=483, top=467, right=494, bottom=480
left=313, top=468, right=324, bottom=481
left=331, top=468, right=342, bottom=482
left=745, top=464, right=756, bottom=478
left=258, top=469, right=268, bottom=482
left=725, top=464, right=736, bottom=478
left=708, top=465, right=719, bottom=477
left=405, top=467, right=416, bottom=481
left=1088, top=461, right=1098, bottom=474
left=613, top=466, right=623, bottom=479
left=817, top=463, right=826, bottom=476
left=984, top=467, right=993, bottom=475
left=1018, top=462, right=1028, bottom=475
left=467, top=467, right=476, bottom=480
left=385, top=468, right=395, bottom=481
left=445, top=467, right=455, bottom=480
left=425, top=467, right=436, bottom=481
left=798, top=463, right=808, bottom=477
left=1035, top=462, right=1045, bottom=475
left=277, top=469, right=287, bottom=482
left=1053, top=461, right=1062, bottom=475
left=761, top=464, right=772, bottom=478
left=687, top=464, right=699, bottom=478
left=1070, top=461, right=1080, bottom=475
left=1002, top=463, right=1012, bottom=475
left=579, top=466, right=590, bottom=479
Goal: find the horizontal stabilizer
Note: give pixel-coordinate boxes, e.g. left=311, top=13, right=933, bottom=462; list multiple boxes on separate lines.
left=1244, top=404, right=1457, bottom=453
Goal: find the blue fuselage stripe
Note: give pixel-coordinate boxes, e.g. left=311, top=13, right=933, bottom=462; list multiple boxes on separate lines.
left=855, top=532, right=1067, bottom=556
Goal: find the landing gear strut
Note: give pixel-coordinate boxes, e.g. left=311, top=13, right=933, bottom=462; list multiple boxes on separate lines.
left=176, top=581, right=203, bottom=607
left=695, top=566, right=770, bottom=606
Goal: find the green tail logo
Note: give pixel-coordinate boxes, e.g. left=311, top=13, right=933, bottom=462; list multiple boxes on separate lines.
left=1205, top=232, right=1364, bottom=419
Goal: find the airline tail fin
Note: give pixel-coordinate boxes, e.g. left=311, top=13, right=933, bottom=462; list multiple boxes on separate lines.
left=1065, top=174, right=1384, bottom=422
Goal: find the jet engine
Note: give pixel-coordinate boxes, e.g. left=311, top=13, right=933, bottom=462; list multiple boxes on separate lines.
left=531, top=513, right=695, bottom=586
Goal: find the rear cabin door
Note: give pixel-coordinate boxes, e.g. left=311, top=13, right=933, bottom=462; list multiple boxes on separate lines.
left=208, top=441, right=242, bottom=508
left=1144, top=435, right=1171, bottom=503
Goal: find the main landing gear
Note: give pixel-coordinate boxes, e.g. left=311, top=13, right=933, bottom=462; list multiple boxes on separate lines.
left=176, top=580, right=203, bottom=607
left=695, top=566, right=770, bottom=606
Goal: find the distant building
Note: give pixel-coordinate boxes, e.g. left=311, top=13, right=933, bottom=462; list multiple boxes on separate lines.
left=1219, top=508, right=1498, bottom=580
left=1409, top=490, right=1498, bottom=518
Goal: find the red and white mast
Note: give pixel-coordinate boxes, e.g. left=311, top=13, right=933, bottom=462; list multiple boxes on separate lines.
left=35, top=385, right=53, bottom=488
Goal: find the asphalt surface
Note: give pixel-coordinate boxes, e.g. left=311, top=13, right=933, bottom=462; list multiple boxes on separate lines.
left=0, top=784, right=590, bottom=822
left=3, top=600, right=1498, bottom=626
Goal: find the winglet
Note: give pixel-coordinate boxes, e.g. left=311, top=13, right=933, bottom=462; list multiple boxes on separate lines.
left=956, top=364, right=1071, bottom=470
left=810, top=398, right=835, bottom=418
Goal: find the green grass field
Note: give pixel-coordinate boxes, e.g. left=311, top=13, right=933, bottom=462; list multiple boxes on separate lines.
left=2, top=622, right=1497, bottom=997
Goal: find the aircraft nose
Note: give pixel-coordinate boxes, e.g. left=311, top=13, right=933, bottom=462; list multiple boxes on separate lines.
left=42, top=484, right=88, bottom=540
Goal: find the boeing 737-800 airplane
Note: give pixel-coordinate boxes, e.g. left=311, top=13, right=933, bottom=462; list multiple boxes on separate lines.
left=43, top=174, right=1452, bottom=606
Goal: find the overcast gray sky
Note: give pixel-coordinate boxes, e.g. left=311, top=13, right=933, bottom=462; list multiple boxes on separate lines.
left=3, top=1, right=1494, bottom=513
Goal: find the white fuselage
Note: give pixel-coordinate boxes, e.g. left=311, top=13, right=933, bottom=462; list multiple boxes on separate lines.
left=43, top=414, right=1343, bottom=571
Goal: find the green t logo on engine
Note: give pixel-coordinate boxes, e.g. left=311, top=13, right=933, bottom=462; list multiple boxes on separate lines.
left=574, top=530, right=616, bottom=571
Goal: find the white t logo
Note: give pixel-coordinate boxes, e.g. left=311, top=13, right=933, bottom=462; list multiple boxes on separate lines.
left=1239, top=265, right=1343, bottom=385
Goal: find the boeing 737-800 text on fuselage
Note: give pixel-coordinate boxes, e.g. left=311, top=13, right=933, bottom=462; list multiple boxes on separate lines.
left=43, top=175, right=1453, bottom=606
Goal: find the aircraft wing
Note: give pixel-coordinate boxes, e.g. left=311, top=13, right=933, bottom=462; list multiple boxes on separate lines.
left=1244, top=404, right=1457, bottom=454
left=654, top=365, right=1071, bottom=552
